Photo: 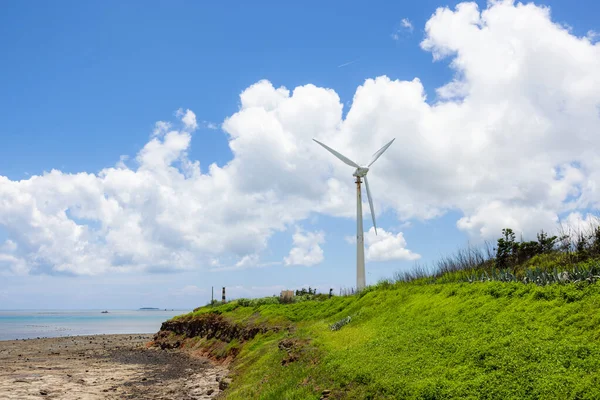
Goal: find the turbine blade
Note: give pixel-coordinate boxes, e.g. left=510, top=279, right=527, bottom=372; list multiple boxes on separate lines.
left=368, top=138, right=396, bottom=167
left=313, top=139, right=360, bottom=168
left=364, top=175, right=377, bottom=235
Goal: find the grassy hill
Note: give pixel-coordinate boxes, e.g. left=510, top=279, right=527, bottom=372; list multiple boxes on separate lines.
left=153, top=227, right=600, bottom=399
left=156, top=280, right=600, bottom=399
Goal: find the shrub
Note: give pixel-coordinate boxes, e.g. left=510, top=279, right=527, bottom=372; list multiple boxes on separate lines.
left=237, top=297, right=280, bottom=307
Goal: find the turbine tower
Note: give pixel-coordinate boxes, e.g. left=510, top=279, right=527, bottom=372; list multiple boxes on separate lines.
left=313, top=138, right=395, bottom=291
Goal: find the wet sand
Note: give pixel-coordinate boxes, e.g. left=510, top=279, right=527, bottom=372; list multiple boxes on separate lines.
left=0, top=334, right=227, bottom=399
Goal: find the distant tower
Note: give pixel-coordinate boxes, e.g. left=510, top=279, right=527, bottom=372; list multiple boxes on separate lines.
left=222, top=287, right=226, bottom=304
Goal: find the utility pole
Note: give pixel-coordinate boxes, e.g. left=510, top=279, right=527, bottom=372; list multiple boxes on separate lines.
left=211, top=286, right=214, bottom=305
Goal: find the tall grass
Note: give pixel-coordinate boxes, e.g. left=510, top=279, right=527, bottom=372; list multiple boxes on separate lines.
left=392, top=216, right=600, bottom=286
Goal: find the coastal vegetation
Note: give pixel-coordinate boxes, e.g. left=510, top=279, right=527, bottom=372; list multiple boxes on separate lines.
left=154, top=222, right=600, bottom=399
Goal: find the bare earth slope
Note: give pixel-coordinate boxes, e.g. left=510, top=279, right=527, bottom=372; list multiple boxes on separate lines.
left=0, top=334, right=227, bottom=400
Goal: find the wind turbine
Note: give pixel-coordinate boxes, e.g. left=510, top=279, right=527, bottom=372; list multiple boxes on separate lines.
left=313, top=138, right=395, bottom=291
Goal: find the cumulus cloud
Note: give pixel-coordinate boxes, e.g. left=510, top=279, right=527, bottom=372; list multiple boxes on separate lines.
left=558, top=212, right=600, bottom=241
left=284, top=228, right=325, bottom=266
left=0, top=106, right=303, bottom=275
left=364, top=228, right=421, bottom=262
left=152, top=121, right=171, bottom=137
left=456, top=201, right=559, bottom=240
left=176, top=108, right=198, bottom=130
left=0, top=239, right=28, bottom=275
left=414, top=1, right=600, bottom=239
left=2, top=0, right=600, bottom=275
left=562, top=212, right=599, bottom=229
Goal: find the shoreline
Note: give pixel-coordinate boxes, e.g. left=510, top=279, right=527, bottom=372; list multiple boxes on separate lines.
left=0, top=309, right=189, bottom=342
left=0, top=333, right=162, bottom=342
left=0, top=333, right=227, bottom=399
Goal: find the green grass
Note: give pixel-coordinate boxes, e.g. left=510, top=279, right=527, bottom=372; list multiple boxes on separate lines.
left=172, top=281, right=600, bottom=399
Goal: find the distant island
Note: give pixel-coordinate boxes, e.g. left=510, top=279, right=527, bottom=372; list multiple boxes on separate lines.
left=138, top=307, right=160, bottom=310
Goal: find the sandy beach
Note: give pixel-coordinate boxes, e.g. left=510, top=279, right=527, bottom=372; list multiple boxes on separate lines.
left=0, top=334, right=227, bottom=400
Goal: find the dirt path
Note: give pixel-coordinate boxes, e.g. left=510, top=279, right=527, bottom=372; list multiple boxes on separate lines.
left=0, top=334, right=227, bottom=400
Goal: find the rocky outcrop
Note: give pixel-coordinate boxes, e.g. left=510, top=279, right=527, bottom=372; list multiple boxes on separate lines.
left=153, top=312, right=278, bottom=349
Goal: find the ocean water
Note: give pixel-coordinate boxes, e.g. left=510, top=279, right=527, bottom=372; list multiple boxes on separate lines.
left=0, top=309, right=190, bottom=341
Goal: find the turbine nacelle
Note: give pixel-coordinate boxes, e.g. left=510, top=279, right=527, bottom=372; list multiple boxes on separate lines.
left=313, top=137, right=395, bottom=235
left=353, top=167, right=369, bottom=178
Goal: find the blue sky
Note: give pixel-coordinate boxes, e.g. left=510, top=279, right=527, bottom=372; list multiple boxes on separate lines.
left=1, top=0, right=600, bottom=309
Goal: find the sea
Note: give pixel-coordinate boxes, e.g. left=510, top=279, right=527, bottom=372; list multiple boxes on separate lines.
left=0, top=309, right=190, bottom=341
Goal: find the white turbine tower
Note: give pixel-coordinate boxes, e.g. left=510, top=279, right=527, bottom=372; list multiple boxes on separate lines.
left=313, top=138, right=395, bottom=291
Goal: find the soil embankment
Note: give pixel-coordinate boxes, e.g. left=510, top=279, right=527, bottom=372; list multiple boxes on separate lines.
left=154, top=312, right=276, bottom=348
left=152, top=312, right=284, bottom=367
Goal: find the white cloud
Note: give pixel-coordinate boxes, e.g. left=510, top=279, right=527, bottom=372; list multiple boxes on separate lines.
left=558, top=212, right=600, bottom=238
left=401, top=18, right=414, bottom=32
left=152, top=121, right=171, bottom=137
left=176, top=108, right=198, bottom=130
left=2, top=1, right=600, bottom=275
left=116, top=155, right=129, bottom=169
left=457, top=201, right=559, bottom=241
left=562, top=212, right=598, bottom=228
left=399, top=221, right=412, bottom=229
left=414, top=1, right=600, bottom=239
left=235, top=254, right=259, bottom=268
left=284, top=228, right=325, bottom=266
left=392, top=18, right=414, bottom=40
left=0, top=240, right=28, bottom=275
left=587, top=30, right=599, bottom=43
left=364, top=227, right=420, bottom=262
